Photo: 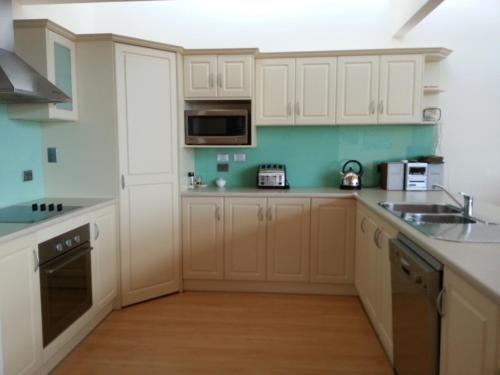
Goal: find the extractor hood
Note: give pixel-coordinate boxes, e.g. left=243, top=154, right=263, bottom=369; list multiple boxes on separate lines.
left=0, top=0, right=70, bottom=104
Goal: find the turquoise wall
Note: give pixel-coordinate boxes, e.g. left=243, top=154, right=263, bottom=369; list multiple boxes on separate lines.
left=0, top=105, right=44, bottom=207
left=195, top=125, right=436, bottom=188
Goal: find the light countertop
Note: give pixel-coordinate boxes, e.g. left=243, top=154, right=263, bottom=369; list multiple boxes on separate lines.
left=182, top=187, right=500, bottom=305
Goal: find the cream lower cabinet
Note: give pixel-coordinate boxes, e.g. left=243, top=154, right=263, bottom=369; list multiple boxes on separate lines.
left=182, top=197, right=224, bottom=280
left=310, top=198, right=355, bottom=283
left=0, top=235, right=42, bottom=375
left=440, top=267, right=499, bottom=375
left=355, top=204, right=396, bottom=361
left=224, top=197, right=267, bottom=281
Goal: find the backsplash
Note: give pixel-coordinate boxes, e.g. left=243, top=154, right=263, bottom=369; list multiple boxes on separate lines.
left=194, top=125, right=436, bottom=188
left=0, top=105, right=44, bottom=208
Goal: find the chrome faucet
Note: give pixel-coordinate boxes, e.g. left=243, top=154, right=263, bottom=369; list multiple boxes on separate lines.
left=432, top=184, right=474, bottom=218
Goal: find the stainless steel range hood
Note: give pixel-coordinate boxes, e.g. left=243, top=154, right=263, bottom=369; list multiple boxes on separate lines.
left=0, top=0, right=70, bottom=104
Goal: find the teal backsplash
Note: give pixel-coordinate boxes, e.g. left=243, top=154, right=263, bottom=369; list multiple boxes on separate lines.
left=0, top=105, right=44, bottom=207
left=195, top=125, right=436, bottom=188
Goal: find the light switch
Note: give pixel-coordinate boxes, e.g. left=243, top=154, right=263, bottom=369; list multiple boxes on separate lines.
left=23, top=170, right=33, bottom=182
left=217, top=154, right=229, bottom=163
left=233, top=153, right=246, bottom=162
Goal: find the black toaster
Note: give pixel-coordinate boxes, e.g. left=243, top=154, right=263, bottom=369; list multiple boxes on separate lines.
left=257, top=164, right=289, bottom=189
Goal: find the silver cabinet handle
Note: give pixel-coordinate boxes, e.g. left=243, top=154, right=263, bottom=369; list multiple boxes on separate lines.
left=258, top=207, right=264, bottom=222
left=360, top=217, right=366, bottom=233
left=436, top=288, right=446, bottom=317
left=215, top=206, right=221, bottom=221
left=209, top=73, right=214, bottom=88
left=373, top=228, right=382, bottom=249
left=369, top=100, right=375, bottom=114
left=217, top=73, right=222, bottom=88
left=267, top=207, right=273, bottom=221
left=378, top=100, right=384, bottom=114
left=121, top=175, right=125, bottom=190
left=295, top=101, right=300, bottom=116
left=287, top=102, right=292, bottom=116
left=33, top=249, right=39, bottom=272
left=94, top=223, right=100, bottom=241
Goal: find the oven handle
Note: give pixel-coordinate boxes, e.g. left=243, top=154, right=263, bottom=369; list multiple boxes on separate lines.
left=42, top=245, right=93, bottom=275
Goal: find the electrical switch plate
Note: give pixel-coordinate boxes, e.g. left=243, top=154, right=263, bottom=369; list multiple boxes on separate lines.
left=217, top=154, right=229, bottom=163
left=23, top=170, right=33, bottom=182
left=217, top=163, right=229, bottom=172
left=233, top=153, right=246, bottom=162
left=47, top=147, right=57, bottom=163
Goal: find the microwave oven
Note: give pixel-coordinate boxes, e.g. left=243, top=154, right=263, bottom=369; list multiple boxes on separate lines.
left=185, top=109, right=250, bottom=145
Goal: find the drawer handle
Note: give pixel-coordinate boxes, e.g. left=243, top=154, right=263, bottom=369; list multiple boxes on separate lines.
left=215, top=206, right=221, bottom=221
left=369, top=100, right=375, bottom=115
left=33, top=249, right=39, bottom=272
left=295, top=101, right=300, bottom=116
left=378, top=100, right=384, bottom=114
left=360, top=217, right=366, bottom=233
left=436, top=288, right=446, bottom=317
left=94, top=223, right=100, bottom=240
left=258, top=207, right=264, bottom=222
left=267, top=207, right=272, bottom=221
left=373, top=228, right=382, bottom=249
left=287, top=102, right=292, bottom=117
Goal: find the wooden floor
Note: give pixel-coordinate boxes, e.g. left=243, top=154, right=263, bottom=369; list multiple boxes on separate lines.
left=53, top=292, right=393, bottom=375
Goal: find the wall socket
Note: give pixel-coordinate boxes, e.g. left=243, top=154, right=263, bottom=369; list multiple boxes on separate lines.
left=23, top=170, right=33, bottom=182
left=47, top=147, right=57, bottom=163
left=217, top=154, right=229, bottom=163
left=233, top=153, right=246, bottom=162
left=217, top=163, right=229, bottom=172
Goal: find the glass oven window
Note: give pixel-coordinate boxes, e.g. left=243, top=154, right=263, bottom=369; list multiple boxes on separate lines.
left=188, top=116, right=247, bottom=137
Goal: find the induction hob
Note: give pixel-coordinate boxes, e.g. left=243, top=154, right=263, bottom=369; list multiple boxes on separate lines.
left=0, top=202, right=82, bottom=223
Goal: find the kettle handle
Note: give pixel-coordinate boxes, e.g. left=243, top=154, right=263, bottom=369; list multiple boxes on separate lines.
left=342, top=160, right=363, bottom=176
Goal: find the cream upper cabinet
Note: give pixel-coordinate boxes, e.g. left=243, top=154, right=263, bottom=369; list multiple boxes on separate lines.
left=0, top=235, right=42, bottom=375
left=378, top=55, right=423, bottom=124
left=440, top=267, right=499, bottom=375
left=266, top=198, right=311, bottom=282
left=295, top=57, right=337, bottom=125
left=115, top=44, right=180, bottom=306
left=255, top=58, right=295, bottom=125
left=10, top=23, right=78, bottom=121
left=184, top=55, right=253, bottom=98
left=336, top=56, right=379, bottom=124
left=182, top=197, right=224, bottom=280
left=310, top=198, right=355, bottom=283
left=224, top=197, right=267, bottom=280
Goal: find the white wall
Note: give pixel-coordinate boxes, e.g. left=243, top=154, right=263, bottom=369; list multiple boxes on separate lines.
left=13, top=0, right=500, bottom=204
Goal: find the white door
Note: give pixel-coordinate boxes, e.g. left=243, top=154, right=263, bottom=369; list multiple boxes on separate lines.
left=255, top=58, right=295, bottom=125
left=310, top=198, right=355, bottom=283
left=183, top=55, right=217, bottom=98
left=182, top=197, right=224, bottom=280
left=378, top=55, right=423, bottom=123
left=115, top=44, right=180, bottom=306
left=267, top=198, right=310, bottom=282
left=217, top=55, right=253, bottom=98
left=224, top=197, right=267, bottom=280
left=336, top=56, right=379, bottom=124
left=0, top=236, right=42, bottom=375
left=295, top=57, right=337, bottom=125
left=440, top=268, right=498, bottom=375
left=93, top=206, right=118, bottom=309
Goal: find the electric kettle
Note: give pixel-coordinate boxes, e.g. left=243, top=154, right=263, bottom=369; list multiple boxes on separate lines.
left=340, top=160, right=363, bottom=190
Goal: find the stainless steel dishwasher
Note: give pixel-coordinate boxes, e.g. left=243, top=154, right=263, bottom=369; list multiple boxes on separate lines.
left=390, top=233, right=444, bottom=375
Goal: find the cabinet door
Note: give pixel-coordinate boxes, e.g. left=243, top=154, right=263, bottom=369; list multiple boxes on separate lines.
left=255, top=59, right=295, bottom=125
left=184, top=55, right=217, bottom=98
left=267, top=198, right=310, bottom=282
left=182, top=197, right=224, bottom=280
left=93, top=206, right=118, bottom=309
left=224, top=197, right=266, bottom=280
left=217, top=55, right=253, bottom=98
left=378, top=55, right=423, bottom=123
left=0, top=236, right=42, bottom=375
left=295, top=57, right=336, bottom=125
left=310, top=198, right=355, bottom=283
left=115, top=44, right=180, bottom=306
left=336, top=56, right=379, bottom=124
left=440, top=268, right=498, bottom=375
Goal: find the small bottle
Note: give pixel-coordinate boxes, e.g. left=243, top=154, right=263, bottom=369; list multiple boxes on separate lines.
left=188, top=172, right=195, bottom=189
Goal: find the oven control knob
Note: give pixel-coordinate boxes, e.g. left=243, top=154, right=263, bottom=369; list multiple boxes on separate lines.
left=73, top=235, right=81, bottom=243
left=65, top=239, right=73, bottom=247
left=55, top=243, right=64, bottom=252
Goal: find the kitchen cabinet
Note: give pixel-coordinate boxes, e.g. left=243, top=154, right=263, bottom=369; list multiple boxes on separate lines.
left=182, top=197, right=224, bottom=280
left=355, top=204, right=396, bottom=361
left=224, top=197, right=267, bottom=281
left=255, top=57, right=336, bottom=125
left=310, top=198, right=355, bottom=283
left=184, top=55, right=253, bottom=98
left=116, top=44, right=180, bottom=306
left=10, top=21, right=78, bottom=121
left=0, top=235, right=42, bottom=375
left=337, top=55, right=423, bottom=124
left=440, top=267, right=499, bottom=375
left=92, top=205, right=118, bottom=310
left=266, top=198, right=311, bottom=282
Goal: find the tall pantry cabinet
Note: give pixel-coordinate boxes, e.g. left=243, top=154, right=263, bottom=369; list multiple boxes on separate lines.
left=40, top=37, right=181, bottom=307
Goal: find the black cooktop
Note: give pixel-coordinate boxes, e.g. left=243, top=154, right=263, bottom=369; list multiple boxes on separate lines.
left=0, top=202, right=81, bottom=223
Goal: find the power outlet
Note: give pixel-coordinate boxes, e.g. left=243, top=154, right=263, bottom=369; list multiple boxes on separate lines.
left=217, top=163, right=229, bottom=172
left=23, top=170, right=33, bottom=182
left=47, top=147, right=57, bottom=163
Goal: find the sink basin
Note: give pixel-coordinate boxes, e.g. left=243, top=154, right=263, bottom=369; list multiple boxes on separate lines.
left=403, top=213, right=477, bottom=224
left=379, top=202, right=462, bottom=214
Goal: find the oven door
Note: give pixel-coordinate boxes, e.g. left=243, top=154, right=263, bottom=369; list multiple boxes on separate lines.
left=39, top=243, right=93, bottom=347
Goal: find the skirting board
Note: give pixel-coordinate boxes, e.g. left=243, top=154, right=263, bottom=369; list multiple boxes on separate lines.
left=183, top=280, right=357, bottom=295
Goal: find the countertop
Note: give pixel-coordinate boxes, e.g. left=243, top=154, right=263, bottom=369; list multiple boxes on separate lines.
left=182, top=187, right=500, bottom=305
left=0, top=197, right=115, bottom=246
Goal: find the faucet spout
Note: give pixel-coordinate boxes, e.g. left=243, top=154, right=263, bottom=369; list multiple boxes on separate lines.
left=432, top=184, right=474, bottom=218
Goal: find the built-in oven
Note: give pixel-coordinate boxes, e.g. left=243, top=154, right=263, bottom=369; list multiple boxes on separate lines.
left=38, top=224, right=93, bottom=347
left=185, top=109, right=250, bottom=145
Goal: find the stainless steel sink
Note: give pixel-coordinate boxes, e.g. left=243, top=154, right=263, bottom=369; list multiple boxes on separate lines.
left=379, top=202, right=462, bottom=214
left=403, top=213, right=477, bottom=224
